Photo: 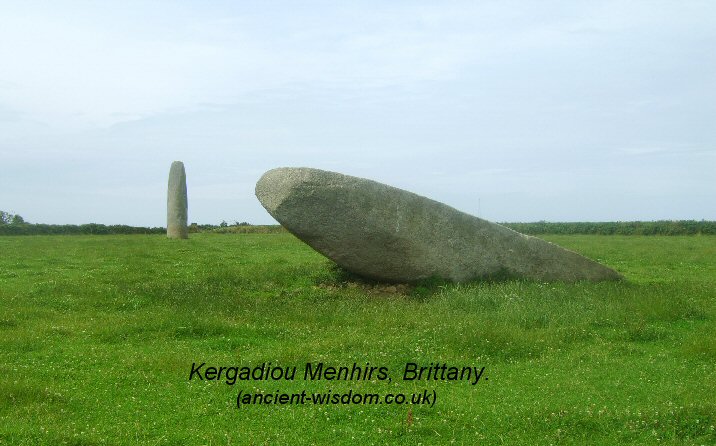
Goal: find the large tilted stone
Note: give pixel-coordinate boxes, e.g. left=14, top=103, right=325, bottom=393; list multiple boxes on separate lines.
left=255, top=167, right=622, bottom=283
left=167, top=161, right=188, bottom=239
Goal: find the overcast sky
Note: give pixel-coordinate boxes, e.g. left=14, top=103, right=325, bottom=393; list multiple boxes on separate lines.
left=1, top=1, right=714, bottom=226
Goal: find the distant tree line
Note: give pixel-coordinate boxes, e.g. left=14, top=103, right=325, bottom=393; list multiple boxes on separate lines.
left=0, top=212, right=284, bottom=235
left=2, top=210, right=714, bottom=236
left=502, top=220, right=716, bottom=236
left=0, top=222, right=166, bottom=236
left=1, top=210, right=163, bottom=235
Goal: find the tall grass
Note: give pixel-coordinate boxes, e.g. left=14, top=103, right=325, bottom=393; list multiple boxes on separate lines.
left=0, top=234, right=714, bottom=444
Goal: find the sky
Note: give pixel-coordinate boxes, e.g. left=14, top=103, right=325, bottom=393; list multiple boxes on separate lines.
left=1, top=0, right=714, bottom=226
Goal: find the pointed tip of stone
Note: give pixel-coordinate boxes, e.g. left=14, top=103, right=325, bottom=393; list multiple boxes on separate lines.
left=256, top=167, right=319, bottom=216
left=169, top=160, right=185, bottom=172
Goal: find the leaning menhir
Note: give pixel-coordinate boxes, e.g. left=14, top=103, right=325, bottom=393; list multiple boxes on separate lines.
left=255, top=167, right=622, bottom=283
left=167, top=161, right=188, bottom=239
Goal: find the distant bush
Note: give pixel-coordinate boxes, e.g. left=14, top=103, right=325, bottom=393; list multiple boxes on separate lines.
left=189, top=223, right=219, bottom=233
left=210, top=225, right=287, bottom=234
left=0, top=210, right=23, bottom=225
left=502, top=220, right=716, bottom=236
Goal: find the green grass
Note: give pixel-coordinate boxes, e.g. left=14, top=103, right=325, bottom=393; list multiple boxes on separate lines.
left=1, top=234, right=715, bottom=445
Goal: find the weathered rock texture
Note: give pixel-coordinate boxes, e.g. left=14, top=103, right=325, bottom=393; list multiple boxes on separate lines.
left=167, top=161, right=188, bottom=239
left=255, top=167, right=622, bottom=283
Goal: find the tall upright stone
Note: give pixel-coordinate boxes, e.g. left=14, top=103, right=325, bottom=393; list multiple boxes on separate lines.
left=167, top=161, right=188, bottom=239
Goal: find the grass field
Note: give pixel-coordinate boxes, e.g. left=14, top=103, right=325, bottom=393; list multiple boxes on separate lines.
left=1, top=233, right=715, bottom=445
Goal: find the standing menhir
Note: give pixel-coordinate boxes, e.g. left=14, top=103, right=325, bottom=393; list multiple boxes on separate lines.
left=167, top=161, right=188, bottom=239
